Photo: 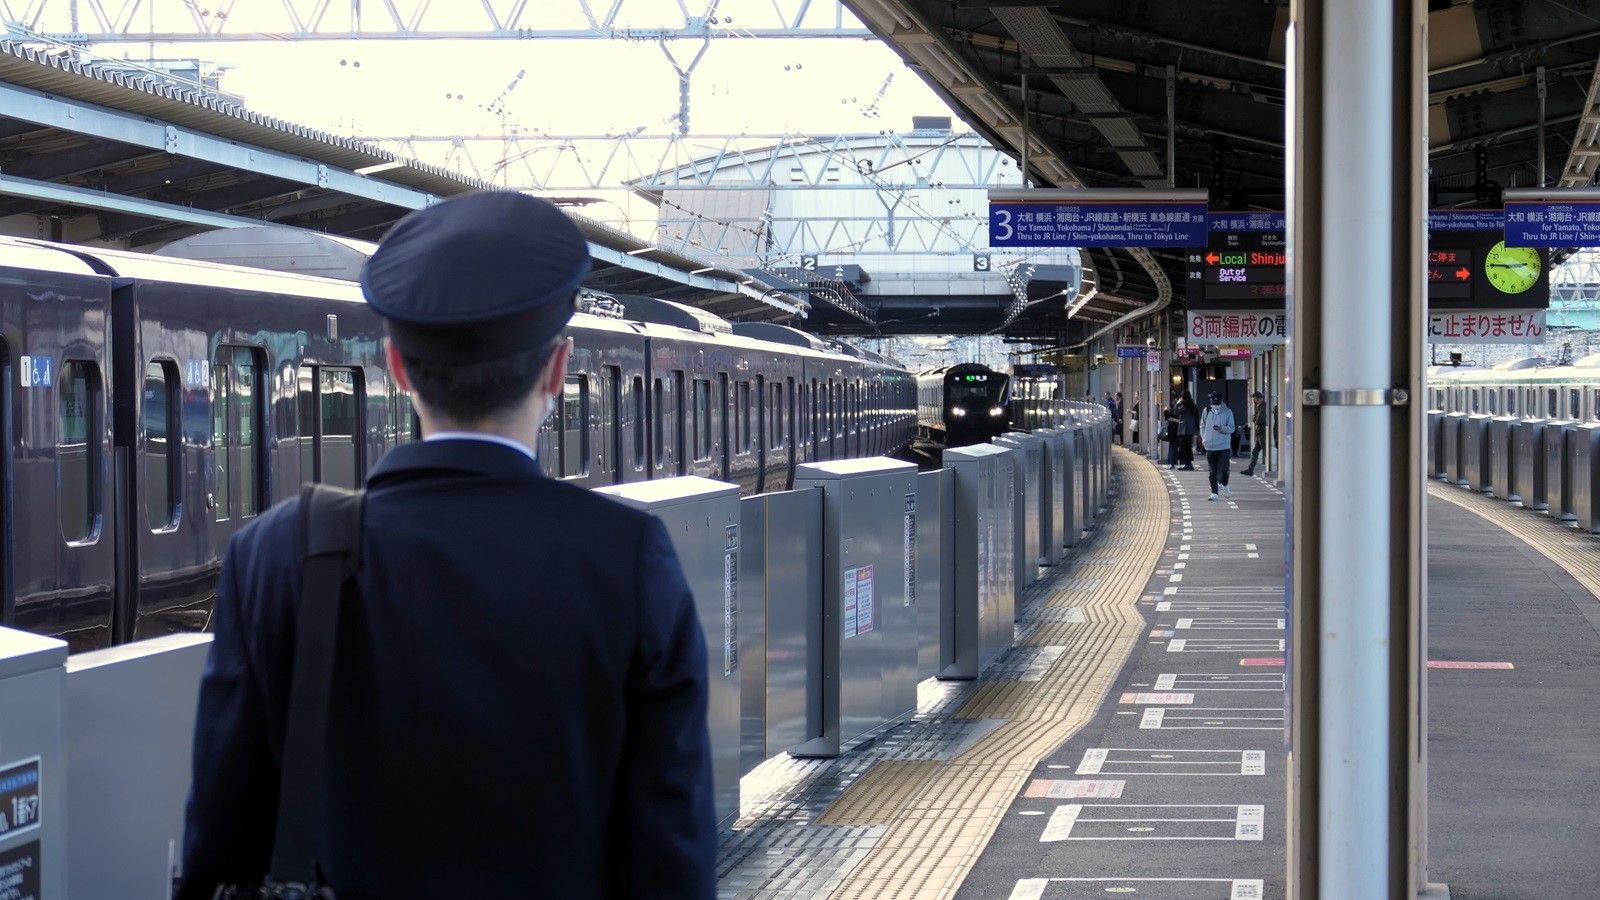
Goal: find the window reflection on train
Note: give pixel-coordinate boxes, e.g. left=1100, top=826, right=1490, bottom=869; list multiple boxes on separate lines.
left=1, top=237, right=915, bottom=652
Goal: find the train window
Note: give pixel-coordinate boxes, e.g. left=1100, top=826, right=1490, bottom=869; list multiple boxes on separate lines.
left=212, top=359, right=230, bottom=518
left=692, top=378, right=712, bottom=462
left=1547, top=389, right=1557, bottom=417
left=600, top=367, right=620, bottom=479
left=563, top=375, right=588, bottom=478
left=213, top=347, right=265, bottom=521
left=1487, top=392, right=1496, bottom=414
left=144, top=361, right=181, bottom=531
left=632, top=375, right=646, bottom=472
left=653, top=377, right=666, bottom=468
left=674, top=371, right=687, bottom=474
left=1571, top=388, right=1581, bottom=419
left=771, top=382, right=785, bottom=449
left=58, top=361, right=101, bottom=543
left=737, top=381, right=752, bottom=454
left=321, top=368, right=362, bottom=489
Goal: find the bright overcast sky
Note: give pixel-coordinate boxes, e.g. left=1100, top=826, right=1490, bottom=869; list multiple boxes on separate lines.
left=111, top=1, right=961, bottom=141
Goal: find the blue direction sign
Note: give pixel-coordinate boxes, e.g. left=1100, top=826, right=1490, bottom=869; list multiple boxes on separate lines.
left=987, top=189, right=1209, bottom=248
left=1504, top=197, right=1600, bottom=247
left=1115, top=345, right=1146, bottom=359
left=1427, top=209, right=1504, bottom=232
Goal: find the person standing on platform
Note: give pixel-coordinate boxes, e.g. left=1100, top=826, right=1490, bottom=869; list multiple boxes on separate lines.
left=1163, top=398, right=1180, bottom=469
left=1176, top=392, right=1199, bottom=470
left=179, top=192, right=717, bottom=900
left=1242, top=390, right=1268, bottom=477
left=1201, top=390, right=1236, bottom=501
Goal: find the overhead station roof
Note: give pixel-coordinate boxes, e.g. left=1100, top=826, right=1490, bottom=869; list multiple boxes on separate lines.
left=0, top=40, right=802, bottom=322
left=843, top=0, right=1600, bottom=317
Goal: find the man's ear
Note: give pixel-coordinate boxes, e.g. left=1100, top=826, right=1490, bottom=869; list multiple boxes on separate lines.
left=385, top=340, right=412, bottom=393
left=545, top=339, right=572, bottom=396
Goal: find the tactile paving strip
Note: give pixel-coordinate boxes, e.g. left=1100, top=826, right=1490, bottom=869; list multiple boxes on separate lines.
left=826, top=449, right=1168, bottom=899
left=1428, top=483, right=1600, bottom=600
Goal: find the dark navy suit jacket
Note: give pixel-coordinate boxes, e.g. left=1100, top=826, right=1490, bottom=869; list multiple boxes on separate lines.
left=179, top=438, right=716, bottom=899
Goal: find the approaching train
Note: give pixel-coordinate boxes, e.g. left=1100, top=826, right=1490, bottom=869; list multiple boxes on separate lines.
left=0, top=233, right=915, bottom=652
left=916, top=362, right=1012, bottom=447
left=1428, top=354, right=1600, bottom=422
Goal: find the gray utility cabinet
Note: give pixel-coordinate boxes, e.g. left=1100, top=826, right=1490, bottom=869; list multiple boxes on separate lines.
left=1569, top=423, right=1600, bottom=532
left=0, top=629, right=66, bottom=899
left=1033, top=428, right=1067, bottom=565
left=1426, top=411, right=1446, bottom=479
left=915, top=469, right=954, bottom=680
left=736, top=489, right=822, bottom=775
left=1442, top=412, right=1467, bottom=483
left=1544, top=420, right=1579, bottom=520
left=1515, top=418, right=1549, bottom=509
left=1487, top=416, right=1520, bottom=502
left=792, top=458, right=920, bottom=757
left=994, top=432, right=1042, bottom=598
left=66, top=634, right=211, bottom=900
left=1462, top=414, right=1493, bottom=492
left=596, top=476, right=742, bottom=823
left=1070, top=425, right=1095, bottom=530
left=942, top=444, right=1017, bottom=680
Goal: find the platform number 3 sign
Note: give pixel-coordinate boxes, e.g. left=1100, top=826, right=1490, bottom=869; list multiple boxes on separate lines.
left=973, top=254, right=991, bottom=272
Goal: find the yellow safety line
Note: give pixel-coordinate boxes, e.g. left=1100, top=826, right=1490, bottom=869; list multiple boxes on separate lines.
left=827, top=448, right=1168, bottom=900
left=1427, top=482, right=1600, bottom=602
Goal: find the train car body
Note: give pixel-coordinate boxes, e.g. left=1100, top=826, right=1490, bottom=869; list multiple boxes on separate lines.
left=916, top=363, right=1011, bottom=447
left=1428, top=356, right=1600, bottom=422
left=0, top=234, right=915, bottom=649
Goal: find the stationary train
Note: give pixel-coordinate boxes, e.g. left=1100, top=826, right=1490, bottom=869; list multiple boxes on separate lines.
left=916, top=362, right=1012, bottom=447
left=1428, top=355, right=1600, bottom=422
left=0, top=233, right=915, bottom=652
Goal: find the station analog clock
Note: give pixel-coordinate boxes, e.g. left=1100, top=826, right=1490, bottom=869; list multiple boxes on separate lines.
left=1484, top=241, right=1542, bottom=294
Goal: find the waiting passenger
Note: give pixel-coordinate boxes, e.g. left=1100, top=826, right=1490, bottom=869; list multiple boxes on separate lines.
left=1201, top=390, right=1236, bottom=500
left=179, top=192, right=716, bottom=900
left=1175, top=392, right=1199, bottom=470
left=1242, top=390, right=1268, bottom=477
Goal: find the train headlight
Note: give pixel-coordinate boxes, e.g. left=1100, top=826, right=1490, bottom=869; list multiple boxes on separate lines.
left=951, top=407, right=967, bottom=417
left=989, top=406, right=1003, bottom=417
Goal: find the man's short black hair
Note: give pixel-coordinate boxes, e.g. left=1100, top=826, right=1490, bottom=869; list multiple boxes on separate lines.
left=401, top=339, right=558, bottom=424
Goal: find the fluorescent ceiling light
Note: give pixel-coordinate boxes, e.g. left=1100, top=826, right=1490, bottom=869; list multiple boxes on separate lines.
left=691, top=266, right=715, bottom=275
left=354, top=160, right=405, bottom=176
left=626, top=246, right=655, bottom=256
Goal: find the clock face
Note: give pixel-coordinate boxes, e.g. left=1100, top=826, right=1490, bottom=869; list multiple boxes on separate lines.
left=1484, top=241, right=1542, bottom=294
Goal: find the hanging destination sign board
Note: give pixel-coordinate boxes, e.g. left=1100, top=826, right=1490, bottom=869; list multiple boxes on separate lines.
left=1426, top=210, right=1548, bottom=311
left=1185, top=212, right=1286, bottom=311
left=1503, top=189, right=1600, bottom=247
left=986, top=189, right=1209, bottom=248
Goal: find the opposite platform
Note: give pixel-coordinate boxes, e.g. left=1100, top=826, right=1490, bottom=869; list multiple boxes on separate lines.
left=717, top=448, right=1167, bottom=899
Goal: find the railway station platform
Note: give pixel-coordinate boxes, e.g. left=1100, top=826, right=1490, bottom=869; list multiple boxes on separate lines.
left=718, top=450, right=1600, bottom=899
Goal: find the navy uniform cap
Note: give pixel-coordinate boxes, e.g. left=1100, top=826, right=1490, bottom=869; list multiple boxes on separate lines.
left=361, top=191, right=591, bottom=365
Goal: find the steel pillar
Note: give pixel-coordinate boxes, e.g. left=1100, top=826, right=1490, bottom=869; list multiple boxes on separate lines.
left=1287, top=0, right=1426, bottom=898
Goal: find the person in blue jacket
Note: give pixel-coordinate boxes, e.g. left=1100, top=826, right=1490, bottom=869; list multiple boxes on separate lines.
left=179, top=192, right=716, bottom=899
left=1200, top=390, right=1237, bottom=501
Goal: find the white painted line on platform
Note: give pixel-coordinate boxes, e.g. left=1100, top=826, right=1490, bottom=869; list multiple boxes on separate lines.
left=1139, top=708, right=1285, bottom=731
left=1169, top=573, right=1183, bottom=583
left=1235, top=805, right=1265, bottom=840
left=1007, top=878, right=1048, bottom=900
left=1245, top=543, right=1257, bottom=550
left=1180, top=544, right=1191, bottom=550
left=1040, top=803, right=1083, bottom=841
left=1076, top=748, right=1274, bottom=778
left=1010, top=880, right=1264, bottom=900
left=1247, top=552, right=1260, bottom=559
left=1174, top=562, right=1187, bottom=569
left=1178, top=553, right=1190, bottom=560
left=1164, top=587, right=1179, bottom=595
left=1120, top=692, right=1194, bottom=705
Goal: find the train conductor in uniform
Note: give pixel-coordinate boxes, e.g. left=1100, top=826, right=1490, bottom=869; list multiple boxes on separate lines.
left=180, top=192, right=717, bottom=898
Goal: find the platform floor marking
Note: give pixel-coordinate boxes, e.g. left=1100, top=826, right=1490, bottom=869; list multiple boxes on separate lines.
left=829, top=448, right=1166, bottom=900
left=1169, top=573, right=1184, bottom=583
left=1023, top=778, right=1125, bottom=799
left=1428, top=660, right=1515, bottom=670
left=1156, top=673, right=1284, bottom=691
left=1009, top=878, right=1264, bottom=900
left=1245, top=543, right=1257, bottom=550
left=1119, top=691, right=1195, bottom=704
left=1077, top=748, right=1267, bottom=776
left=1039, top=803, right=1265, bottom=842
left=1173, top=617, right=1284, bottom=630
left=1167, top=638, right=1285, bottom=653
left=1139, top=707, right=1285, bottom=731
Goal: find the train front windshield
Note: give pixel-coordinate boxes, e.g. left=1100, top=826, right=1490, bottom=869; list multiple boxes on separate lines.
left=948, top=374, right=1007, bottom=405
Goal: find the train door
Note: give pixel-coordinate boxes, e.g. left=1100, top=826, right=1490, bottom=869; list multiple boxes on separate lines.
left=297, top=364, right=366, bottom=490
left=0, top=336, right=10, bottom=628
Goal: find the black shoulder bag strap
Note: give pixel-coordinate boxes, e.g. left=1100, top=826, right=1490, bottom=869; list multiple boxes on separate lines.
left=267, top=483, right=366, bottom=895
